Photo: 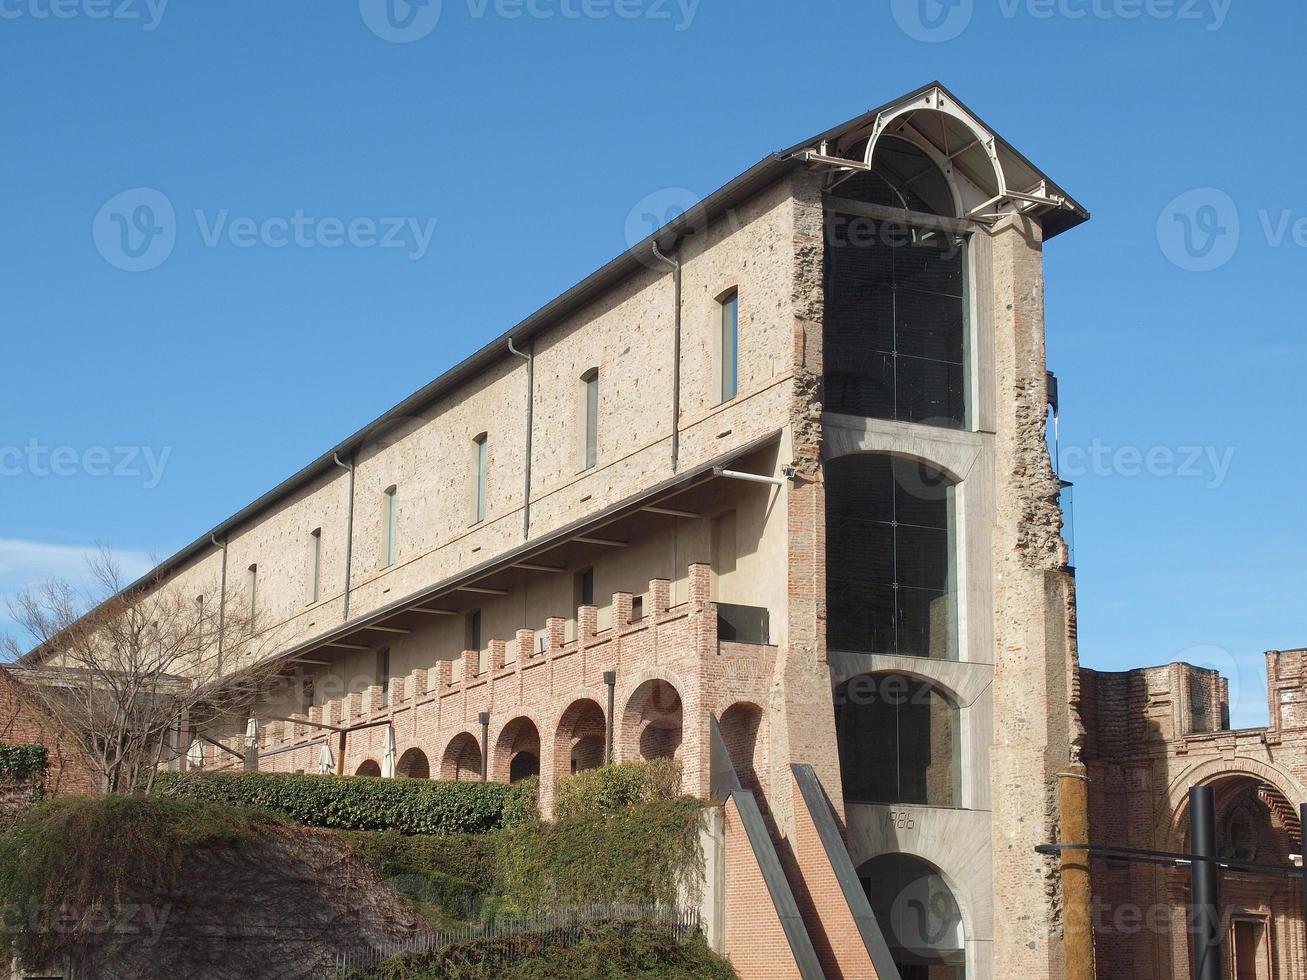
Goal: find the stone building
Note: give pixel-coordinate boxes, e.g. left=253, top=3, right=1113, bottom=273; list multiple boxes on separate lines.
left=1082, top=651, right=1307, bottom=980
left=24, top=83, right=1092, bottom=980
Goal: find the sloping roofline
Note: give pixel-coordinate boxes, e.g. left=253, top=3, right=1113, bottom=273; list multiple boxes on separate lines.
left=53, top=81, right=1091, bottom=616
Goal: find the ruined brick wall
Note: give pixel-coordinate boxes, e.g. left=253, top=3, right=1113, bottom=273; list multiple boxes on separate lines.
left=1082, top=653, right=1307, bottom=979
left=0, top=670, right=99, bottom=801
left=987, top=214, right=1081, bottom=980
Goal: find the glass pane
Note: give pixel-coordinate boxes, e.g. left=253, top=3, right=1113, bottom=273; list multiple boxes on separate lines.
left=721, top=294, right=738, bottom=401
left=895, top=355, right=966, bottom=428
left=585, top=376, right=599, bottom=469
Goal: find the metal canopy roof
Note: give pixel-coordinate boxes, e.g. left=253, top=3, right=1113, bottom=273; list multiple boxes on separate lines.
left=31, top=82, right=1088, bottom=633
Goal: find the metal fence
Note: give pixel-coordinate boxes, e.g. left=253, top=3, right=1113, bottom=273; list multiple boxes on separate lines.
left=332, top=904, right=701, bottom=977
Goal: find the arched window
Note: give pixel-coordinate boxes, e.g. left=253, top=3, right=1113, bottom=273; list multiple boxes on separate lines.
left=824, top=136, right=967, bottom=429
left=859, top=853, right=966, bottom=980
left=826, top=455, right=958, bottom=661
left=836, top=674, right=960, bottom=807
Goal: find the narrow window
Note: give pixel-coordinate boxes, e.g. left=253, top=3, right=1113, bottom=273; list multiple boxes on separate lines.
left=466, top=609, right=482, bottom=652
left=383, top=486, right=398, bottom=567
left=246, top=564, right=258, bottom=624
left=631, top=595, right=644, bottom=621
left=472, top=434, right=488, bottom=524
left=575, top=567, right=595, bottom=608
left=377, top=647, right=391, bottom=706
left=581, top=368, right=600, bottom=470
left=308, top=528, right=322, bottom=604
left=720, top=290, right=739, bottom=402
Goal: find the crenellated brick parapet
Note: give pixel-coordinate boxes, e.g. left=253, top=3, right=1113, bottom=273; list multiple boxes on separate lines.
left=217, top=563, right=780, bottom=818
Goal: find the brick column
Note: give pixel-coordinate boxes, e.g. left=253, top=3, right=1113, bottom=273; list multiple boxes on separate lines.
left=515, top=628, right=535, bottom=663
left=769, top=170, right=844, bottom=836
left=544, top=617, right=566, bottom=654
left=687, top=563, right=712, bottom=606
left=578, top=605, right=597, bottom=643
left=612, top=592, right=633, bottom=630
left=434, top=659, right=453, bottom=689
left=649, top=578, right=670, bottom=617
left=407, top=668, right=428, bottom=699
left=460, top=648, right=480, bottom=681
left=988, top=213, right=1083, bottom=980
left=487, top=640, right=507, bottom=674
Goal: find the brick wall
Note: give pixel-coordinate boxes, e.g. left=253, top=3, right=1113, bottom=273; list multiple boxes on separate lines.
left=0, top=670, right=99, bottom=799
left=1082, top=652, right=1307, bottom=979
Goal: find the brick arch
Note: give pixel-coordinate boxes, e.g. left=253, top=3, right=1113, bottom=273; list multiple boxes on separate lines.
left=553, top=698, right=607, bottom=780
left=395, top=746, right=430, bottom=779
left=1165, top=757, right=1307, bottom=851
left=354, top=759, right=381, bottom=777
left=718, top=701, right=768, bottom=801
left=492, top=716, right=542, bottom=784
left=440, top=731, right=483, bottom=782
left=621, top=677, right=684, bottom=766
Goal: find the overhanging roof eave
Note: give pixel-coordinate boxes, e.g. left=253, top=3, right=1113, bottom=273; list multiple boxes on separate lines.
left=270, top=429, right=783, bottom=669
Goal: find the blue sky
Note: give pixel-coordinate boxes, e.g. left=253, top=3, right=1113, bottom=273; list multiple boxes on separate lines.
left=1, top=0, right=1302, bottom=727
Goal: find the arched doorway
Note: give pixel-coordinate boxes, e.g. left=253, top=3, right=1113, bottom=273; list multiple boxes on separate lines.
left=555, top=699, right=607, bottom=779
left=835, top=674, right=961, bottom=807
left=859, top=853, right=966, bottom=980
left=494, top=717, right=541, bottom=784
left=441, top=732, right=482, bottom=782
left=354, top=759, right=381, bottom=778
left=395, top=747, right=430, bottom=779
left=622, top=679, right=683, bottom=764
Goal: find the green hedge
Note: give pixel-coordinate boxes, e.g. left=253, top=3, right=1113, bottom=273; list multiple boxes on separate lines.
left=355, top=923, right=736, bottom=980
left=0, top=744, right=48, bottom=784
left=155, top=771, right=538, bottom=835
left=553, top=759, right=680, bottom=821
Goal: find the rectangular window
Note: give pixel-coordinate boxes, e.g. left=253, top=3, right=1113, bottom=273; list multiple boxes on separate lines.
left=631, top=595, right=644, bottom=621
left=308, top=528, right=322, bottom=604
left=383, top=487, right=398, bottom=567
left=377, top=647, right=391, bottom=706
left=575, top=567, right=595, bottom=608
left=466, top=609, right=482, bottom=652
left=720, top=291, right=739, bottom=402
left=473, top=435, right=488, bottom=524
left=583, top=370, right=600, bottom=470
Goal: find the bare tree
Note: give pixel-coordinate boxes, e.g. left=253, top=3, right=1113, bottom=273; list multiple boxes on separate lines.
left=2, top=547, right=286, bottom=794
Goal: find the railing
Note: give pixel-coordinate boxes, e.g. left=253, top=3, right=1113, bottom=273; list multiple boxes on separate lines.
left=332, top=904, right=701, bottom=977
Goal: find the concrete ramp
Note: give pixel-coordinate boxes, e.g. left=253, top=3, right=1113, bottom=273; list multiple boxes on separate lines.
left=790, top=764, right=902, bottom=980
